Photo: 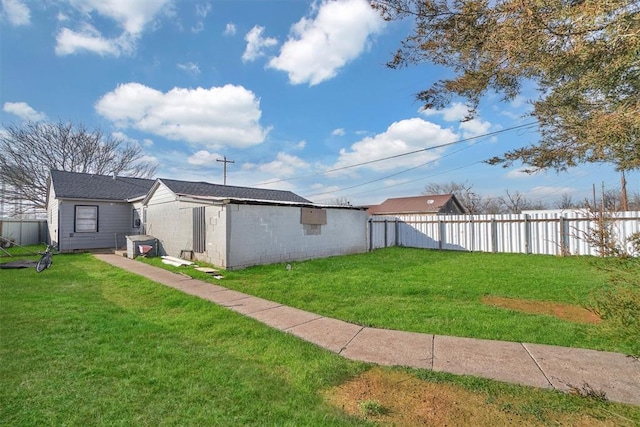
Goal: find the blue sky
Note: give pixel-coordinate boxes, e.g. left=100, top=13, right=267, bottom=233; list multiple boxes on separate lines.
left=1, top=0, right=634, bottom=207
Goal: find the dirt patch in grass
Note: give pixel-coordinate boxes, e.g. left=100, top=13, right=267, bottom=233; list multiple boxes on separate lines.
left=482, top=296, right=601, bottom=324
left=325, top=368, right=619, bottom=426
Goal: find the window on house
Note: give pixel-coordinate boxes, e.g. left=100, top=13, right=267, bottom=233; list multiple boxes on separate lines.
left=75, top=205, right=98, bottom=232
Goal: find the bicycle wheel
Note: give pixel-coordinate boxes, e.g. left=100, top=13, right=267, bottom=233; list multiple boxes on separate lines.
left=36, top=253, right=51, bottom=272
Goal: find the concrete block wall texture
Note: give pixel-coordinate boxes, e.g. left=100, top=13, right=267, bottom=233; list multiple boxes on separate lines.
left=226, top=204, right=368, bottom=269
left=202, top=205, right=226, bottom=267
left=145, top=199, right=199, bottom=257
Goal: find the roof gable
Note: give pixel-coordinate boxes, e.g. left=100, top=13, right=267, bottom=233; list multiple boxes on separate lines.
left=154, top=178, right=313, bottom=205
left=49, top=170, right=155, bottom=201
left=368, top=194, right=464, bottom=215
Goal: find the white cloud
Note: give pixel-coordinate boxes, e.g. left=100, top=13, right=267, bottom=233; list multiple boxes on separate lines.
left=224, top=22, right=236, bottom=36
left=242, top=25, right=277, bottom=62
left=247, top=152, right=310, bottom=177
left=187, top=150, right=221, bottom=166
left=54, top=0, right=172, bottom=56
left=177, top=62, right=200, bottom=74
left=332, top=118, right=458, bottom=173
left=66, top=0, right=172, bottom=34
left=420, top=102, right=494, bottom=139
left=295, top=140, right=306, bottom=149
left=459, top=118, right=492, bottom=139
left=420, top=102, right=471, bottom=122
left=268, top=0, right=385, bottom=86
left=3, top=102, right=47, bottom=121
left=331, top=128, right=346, bottom=136
left=2, top=0, right=30, bottom=26
left=55, top=24, right=129, bottom=56
left=95, top=82, right=270, bottom=149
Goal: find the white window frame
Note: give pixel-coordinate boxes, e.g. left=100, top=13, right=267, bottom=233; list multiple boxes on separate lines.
left=75, top=205, right=98, bottom=233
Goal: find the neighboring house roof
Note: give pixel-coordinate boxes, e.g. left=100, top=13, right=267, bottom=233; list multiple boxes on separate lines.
left=153, top=178, right=313, bottom=205
left=49, top=170, right=155, bottom=201
left=367, top=194, right=465, bottom=215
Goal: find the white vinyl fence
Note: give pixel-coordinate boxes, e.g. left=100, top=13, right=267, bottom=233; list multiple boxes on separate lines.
left=368, top=211, right=640, bottom=256
left=0, top=219, right=48, bottom=246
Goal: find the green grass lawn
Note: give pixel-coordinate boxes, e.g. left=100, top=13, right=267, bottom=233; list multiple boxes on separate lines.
left=205, top=247, right=636, bottom=355
left=2, top=250, right=639, bottom=425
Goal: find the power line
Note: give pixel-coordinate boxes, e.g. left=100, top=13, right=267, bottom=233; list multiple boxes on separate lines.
left=252, top=121, right=538, bottom=187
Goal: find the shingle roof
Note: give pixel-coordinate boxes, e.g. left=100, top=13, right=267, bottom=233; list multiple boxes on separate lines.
left=159, top=178, right=312, bottom=204
left=367, top=194, right=462, bottom=214
left=50, top=170, right=155, bottom=201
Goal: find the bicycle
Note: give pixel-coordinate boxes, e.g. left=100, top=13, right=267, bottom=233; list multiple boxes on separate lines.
left=36, top=244, right=55, bottom=273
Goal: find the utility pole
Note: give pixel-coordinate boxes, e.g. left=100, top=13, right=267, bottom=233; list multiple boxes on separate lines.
left=621, top=171, right=628, bottom=211
left=216, top=156, right=235, bottom=185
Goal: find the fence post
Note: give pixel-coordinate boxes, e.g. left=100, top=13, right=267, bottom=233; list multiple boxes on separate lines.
left=368, top=218, right=373, bottom=251
left=491, top=219, right=498, bottom=253
left=395, top=219, right=399, bottom=246
left=438, top=219, right=444, bottom=250
left=559, top=216, right=569, bottom=256
left=524, top=214, right=530, bottom=254
left=384, top=219, right=388, bottom=248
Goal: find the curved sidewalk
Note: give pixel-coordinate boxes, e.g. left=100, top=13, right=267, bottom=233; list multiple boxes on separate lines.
left=94, top=254, right=640, bottom=407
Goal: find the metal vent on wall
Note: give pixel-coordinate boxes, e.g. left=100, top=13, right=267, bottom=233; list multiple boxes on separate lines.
left=193, top=207, right=206, bottom=253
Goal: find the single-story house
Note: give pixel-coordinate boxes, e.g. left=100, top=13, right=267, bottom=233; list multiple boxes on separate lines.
left=367, top=194, right=466, bottom=217
left=47, top=170, right=155, bottom=252
left=47, top=170, right=368, bottom=269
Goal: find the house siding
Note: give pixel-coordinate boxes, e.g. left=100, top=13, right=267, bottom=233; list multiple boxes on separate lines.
left=226, top=204, right=367, bottom=270
left=57, top=200, right=135, bottom=252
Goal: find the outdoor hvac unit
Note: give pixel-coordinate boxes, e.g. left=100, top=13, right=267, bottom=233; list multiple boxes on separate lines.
left=125, top=235, right=158, bottom=259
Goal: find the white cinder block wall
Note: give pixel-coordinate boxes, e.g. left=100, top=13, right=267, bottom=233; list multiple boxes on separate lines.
left=225, top=204, right=367, bottom=269
left=144, top=184, right=201, bottom=257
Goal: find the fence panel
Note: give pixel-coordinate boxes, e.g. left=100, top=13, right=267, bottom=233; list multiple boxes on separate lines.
left=0, top=219, right=48, bottom=246
left=368, top=211, right=640, bottom=256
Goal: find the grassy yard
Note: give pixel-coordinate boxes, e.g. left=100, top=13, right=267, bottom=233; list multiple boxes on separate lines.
left=207, top=247, right=635, bottom=355
left=1, top=250, right=639, bottom=425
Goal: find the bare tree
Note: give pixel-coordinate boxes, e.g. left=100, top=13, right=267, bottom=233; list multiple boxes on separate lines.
left=0, top=121, right=157, bottom=210
left=499, top=190, right=546, bottom=214
left=423, top=181, right=483, bottom=214
left=554, top=193, right=578, bottom=210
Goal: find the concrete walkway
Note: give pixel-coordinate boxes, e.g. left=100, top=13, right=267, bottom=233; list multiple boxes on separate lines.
left=94, top=254, right=640, bottom=407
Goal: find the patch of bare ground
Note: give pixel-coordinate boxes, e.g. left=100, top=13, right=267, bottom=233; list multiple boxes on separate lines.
left=325, top=368, right=622, bottom=426
left=482, top=296, right=601, bottom=324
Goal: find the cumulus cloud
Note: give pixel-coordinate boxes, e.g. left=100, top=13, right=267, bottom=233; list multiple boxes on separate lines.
left=420, top=101, right=494, bottom=139
left=3, top=102, right=47, bottom=121
left=188, top=150, right=221, bottom=166
left=242, top=25, right=277, bottom=62
left=268, top=0, right=385, bottom=85
left=332, top=118, right=458, bottom=173
left=224, top=22, right=236, bottom=36
left=245, top=152, right=309, bottom=177
left=331, top=128, right=346, bottom=136
left=55, top=0, right=172, bottom=56
left=2, top=0, right=30, bottom=26
left=95, top=82, right=270, bottom=149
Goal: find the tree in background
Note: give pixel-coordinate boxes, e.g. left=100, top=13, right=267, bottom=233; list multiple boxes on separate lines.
left=0, top=121, right=157, bottom=211
left=423, top=181, right=484, bottom=213
left=374, top=0, right=639, bottom=172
